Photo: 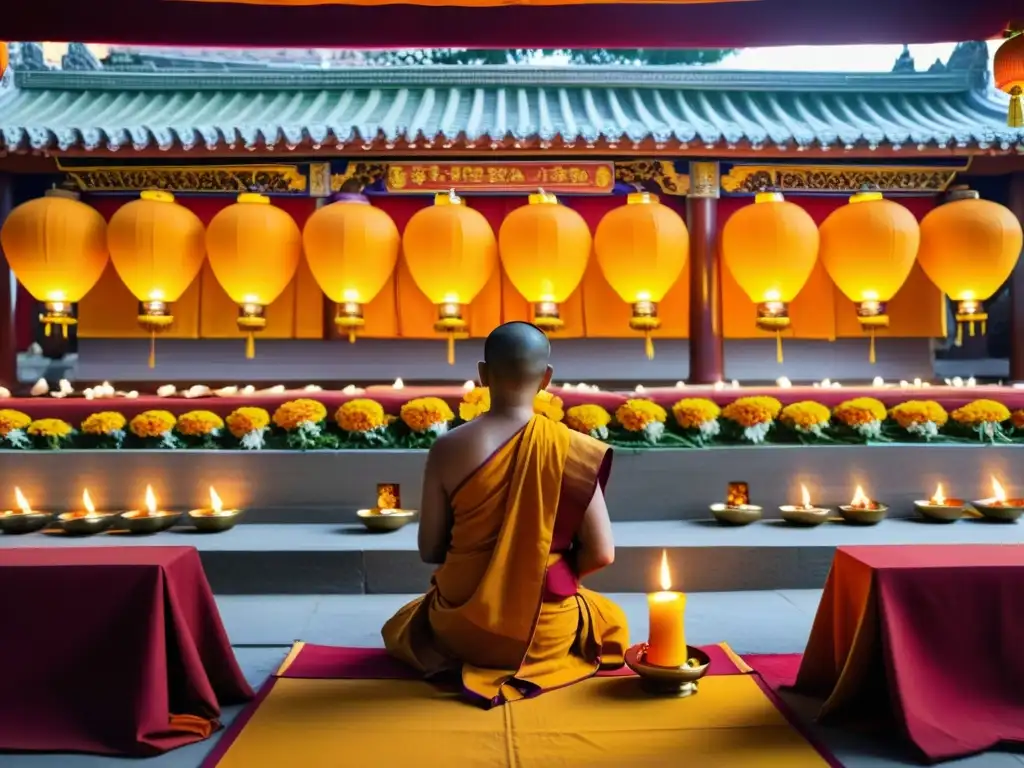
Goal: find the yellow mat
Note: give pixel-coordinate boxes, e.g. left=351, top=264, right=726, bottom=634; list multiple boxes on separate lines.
left=213, top=674, right=830, bottom=767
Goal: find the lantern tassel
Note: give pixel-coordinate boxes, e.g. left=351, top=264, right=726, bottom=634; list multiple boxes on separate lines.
left=348, top=330, right=356, bottom=344
left=869, top=329, right=877, bottom=365
left=969, top=320, right=976, bottom=338
left=245, top=331, right=256, bottom=360
left=955, top=322, right=963, bottom=347
left=776, top=331, right=784, bottom=364
left=982, top=319, right=987, bottom=335
left=1009, top=86, right=1023, bottom=129
left=148, top=332, right=156, bottom=369
left=61, top=323, right=68, bottom=339
left=447, top=332, right=455, bottom=366
left=644, top=331, right=654, bottom=361
left=43, top=322, right=52, bottom=337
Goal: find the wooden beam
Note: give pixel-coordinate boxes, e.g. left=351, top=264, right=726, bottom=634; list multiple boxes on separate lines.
left=0, top=175, right=16, bottom=389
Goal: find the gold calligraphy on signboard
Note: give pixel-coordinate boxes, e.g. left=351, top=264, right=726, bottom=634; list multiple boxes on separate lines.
left=384, top=161, right=614, bottom=194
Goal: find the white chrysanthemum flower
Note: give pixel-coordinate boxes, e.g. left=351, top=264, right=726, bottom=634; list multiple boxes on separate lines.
left=3, top=428, right=29, bottom=449
left=159, top=431, right=181, bottom=449
left=742, top=421, right=773, bottom=444
left=698, top=420, right=721, bottom=439
left=240, top=428, right=267, bottom=451
left=298, top=421, right=322, bottom=439
left=590, top=425, right=610, bottom=440
left=853, top=420, right=883, bottom=439
left=643, top=421, right=665, bottom=444
left=907, top=421, right=939, bottom=439
left=426, top=422, right=449, bottom=438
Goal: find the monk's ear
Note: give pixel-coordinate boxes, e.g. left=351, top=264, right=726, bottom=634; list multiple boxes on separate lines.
left=477, top=361, right=488, bottom=387
left=539, top=364, right=553, bottom=391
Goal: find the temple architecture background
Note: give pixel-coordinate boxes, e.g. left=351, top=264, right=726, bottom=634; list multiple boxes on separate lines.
left=0, top=41, right=1022, bottom=386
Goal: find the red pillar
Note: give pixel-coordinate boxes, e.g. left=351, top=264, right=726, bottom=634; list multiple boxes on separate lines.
left=1010, top=173, right=1024, bottom=382
left=687, top=161, right=724, bottom=384
left=0, top=174, right=16, bottom=390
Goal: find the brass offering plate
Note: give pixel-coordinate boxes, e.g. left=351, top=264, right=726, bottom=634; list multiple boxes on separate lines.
left=188, top=508, right=245, bottom=533
left=624, top=644, right=711, bottom=697
left=58, top=511, right=118, bottom=536
left=913, top=500, right=966, bottom=523
left=0, top=511, right=53, bottom=534
left=119, top=510, right=182, bottom=534
left=710, top=503, right=762, bottom=526
left=838, top=504, right=888, bottom=526
left=779, top=506, right=830, bottom=527
left=357, top=508, right=417, bottom=533
left=971, top=499, right=1024, bottom=523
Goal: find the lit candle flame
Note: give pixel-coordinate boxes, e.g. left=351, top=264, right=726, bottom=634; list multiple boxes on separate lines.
left=659, top=550, right=672, bottom=592
left=931, top=483, right=946, bottom=506
left=83, top=489, right=96, bottom=517
left=850, top=486, right=870, bottom=508
left=993, top=477, right=1007, bottom=504
left=393, top=378, right=404, bottom=390
left=462, top=380, right=475, bottom=391
left=210, top=486, right=223, bottom=514
left=14, top=487, right=31, bottom=514
left=145, top=485, right=157, bottom=516
left=800, top=484, right=811, bottom=508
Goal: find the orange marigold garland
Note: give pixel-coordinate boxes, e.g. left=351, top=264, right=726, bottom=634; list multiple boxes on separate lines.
left=671, top=398, right=721, bottom=443
left=950, top=399, right=1012, bottom=442
left=400, top=397, right=454, bottom=446
left=721, top=396, right=783, bottom=444
left=1013, top=409, right=1024, bottom=433
left=888, top=400, right=948, bottom=441
left=833, top=397, right=887, bottom=440
left=615, top=399, right=667, bottom=444
left=27, top=417, right=75, bottom=450
left=176, top=410, right=225, bottom=448
left=273, top=399, right=333, bottom=449
left=336, top=399, right=391, bottom=446
left=129, top=410, right=181, bottom=448
left=81, top=411, right=128, bottom=449
left=565, top=404, right=612, bottom=439
left=226, top=407, right=271, bottom=450
left=779, top=401, right=832, bottom=440
left=458, top=387, right=564, bottom=423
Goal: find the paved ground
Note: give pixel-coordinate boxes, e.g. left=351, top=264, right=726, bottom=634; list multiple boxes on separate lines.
left=7, top=590, right=1022, bottom=768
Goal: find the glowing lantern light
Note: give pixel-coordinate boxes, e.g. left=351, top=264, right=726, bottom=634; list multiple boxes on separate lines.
left=107, top=191, right=206, bottom=368
left=402, top=190, right=497, bottom=364
left=205, top=193, right=301, bottom=359
left=819, top=190, right=920, bottom=364
left=722, top=191, right=819, bottom=363
left=0, top=188, right=108, bottom=337
left=302, top=192, right=400, bottom=343
left=918, top=187, right=1022, bottom=346
left=594, top=192, right=688, bottom=359
left=994, top=27, right=1024, bottom=128
left=498, top=190, right=591, bottom=332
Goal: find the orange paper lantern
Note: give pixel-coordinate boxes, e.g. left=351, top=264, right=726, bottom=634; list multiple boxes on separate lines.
left=722, top=192, right=819, bottom=363
left=594, top=192, right=688, bottom=359
left=994, top=29, right=1024, bottom=128
left=0, top=43, right=8, bottom=82
left=402, top=190, right=497, bottom=364
left=0, top=189, right=108, bottom=337
left=107, top=190, right=206, bottom=367
left=918, top=187, right=1023, bottom=345
left=302, top=193, right=400, bottom=343
left=819, top=191, right=920, bottom=363
left=498, top=191, right=591, bottom=332
left=205, top=193, right=301, bottom=359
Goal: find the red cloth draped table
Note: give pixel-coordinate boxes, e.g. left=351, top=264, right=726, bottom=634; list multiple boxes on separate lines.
left=794, top=545, right=1024, bottom=762
left=0, top=546, right=254, bottom=756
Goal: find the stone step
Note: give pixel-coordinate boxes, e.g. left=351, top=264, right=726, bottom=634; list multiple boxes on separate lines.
left=4, top=520, right=1020, bottom=595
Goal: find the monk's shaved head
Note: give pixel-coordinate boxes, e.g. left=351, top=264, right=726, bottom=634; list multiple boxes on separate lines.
left=482, top=322, right=552, bottom=390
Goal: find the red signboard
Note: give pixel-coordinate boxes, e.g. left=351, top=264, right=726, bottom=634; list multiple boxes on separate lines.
left=385, top=162, right=615, bottom=194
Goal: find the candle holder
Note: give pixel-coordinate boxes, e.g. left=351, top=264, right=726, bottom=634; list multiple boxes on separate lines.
left=971, top=497, right=1024, bottom=523
left=0, top=510, right=53, bottom=535
left=709, top=503, right=762, bottom=526
left=838, top=502, right=888, bottom=526
left=624, top=643, right=711, bottom=697
left=779, top=505, right=830, bottom=527
left=58, top=511, right=118, bottom=536
left=357, top=508, right=417, bottom=533
left=914, top=498, right=966, bottom=523
left=188, top=507, right=245, bottom=533
left=119, top=509, right=182, bottom=534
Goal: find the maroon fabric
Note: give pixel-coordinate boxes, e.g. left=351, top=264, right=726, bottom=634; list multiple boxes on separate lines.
left=0, top=547, right=253, bottom=756
left=743, top=653, right=803, bottom=689
left=276, top=642, right=746, bottom=680
left=4, top=0, right=1014, bottom=48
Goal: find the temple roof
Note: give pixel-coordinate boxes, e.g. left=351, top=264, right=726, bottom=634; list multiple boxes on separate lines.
left=1, top=65, right=1020, bottom=155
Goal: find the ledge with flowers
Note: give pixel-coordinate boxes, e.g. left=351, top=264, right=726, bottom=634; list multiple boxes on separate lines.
left=2, top=385, right=1024, bottom=452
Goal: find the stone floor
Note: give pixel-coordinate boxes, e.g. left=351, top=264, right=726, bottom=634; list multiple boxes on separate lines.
left=7, top=590, right=1023, bottom=768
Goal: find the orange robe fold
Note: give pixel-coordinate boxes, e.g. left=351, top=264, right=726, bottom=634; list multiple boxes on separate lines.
left=382, top=416, right=628, bottom=707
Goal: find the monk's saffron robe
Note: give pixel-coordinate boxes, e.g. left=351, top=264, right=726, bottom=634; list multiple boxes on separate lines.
left=382, top=415, right=629, bottom=707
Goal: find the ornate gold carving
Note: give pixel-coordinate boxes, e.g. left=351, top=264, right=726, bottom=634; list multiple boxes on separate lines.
left=330, top=162, right=389, bottom=192
left=720, top=165, right=957, bottom=195
left=59, top=164, right=308, bottom=194
left=688, top=161, right=720, bottom=199
left=308, top=162, right=332, bottom=198
left=614, top=160, right=689, bottom=196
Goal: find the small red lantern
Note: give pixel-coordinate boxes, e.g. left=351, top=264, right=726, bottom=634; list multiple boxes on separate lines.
left=994, top=27, right=1024, bottom=128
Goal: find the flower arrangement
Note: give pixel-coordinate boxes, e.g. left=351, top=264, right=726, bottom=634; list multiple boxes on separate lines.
left=615, top=399, right=667, bottom=444
left=565, top=404, right=612, bottom=439
left=130, top=410, right=180, bottom=449
left=889, top=400, right=948, bottom=441
left=27, top=417, right=75, bottom=449
left=0, top=409, right=32, bottom=449
left=671, top=398, right=721, bottom=443
left=721, top=396, right=783, bottom=444
left=533, top=390, right=564, bottom=422
left=273, top=399, right=332, bottom=449
left=833, top=398, right=887, bottom=440
left=950, top=399, right=1012, bottom=442
left=176, top=410, right=225, bottom=449
left=400, top=397, right=454, bottom=446
left=779, top=401, right=832, bottom=440
left=459, top=387, right=491, bottom=421
left=336, top=399, right=390, bottom=446
left=1013, top=409, right=1024, bottom=433
left=226, top=407, right=271, bottom=450
left=81, top=411, right=127, bottom=449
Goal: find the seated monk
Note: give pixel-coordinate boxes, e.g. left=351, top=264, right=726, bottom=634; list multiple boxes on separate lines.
left=382, top=321, right=629, bottom=708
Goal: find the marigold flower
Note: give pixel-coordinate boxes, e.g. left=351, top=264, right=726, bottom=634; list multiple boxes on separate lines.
left=565, top=404, right=612, bottom=436
left=721, top=396, right=783, bottom=428
left=833, top=398, right=887, bottom=427
left=671, top=398, right=721, bottom=430
left=950, top=399, right=1011, bottom=427
left=336, top=399, right=387, bottom=432
left=0, top=409, right=31, bottom=437
left=226, top=407, right=270, bottom=439
left=780, top=401, right=831, bottom=431
left=273, top=399, right=328, bottom=431
left=459, top=387, right=491, bottom=421
left=1013, top=410, right=1024, bottom=430
left=81, top=411, right=127, bottom=436
left=889, top=400, right=949, bottom=429
left=130, top=410, right=177, bottom=438
left=615, top=399, right=667, bottom=432
left=27, top=418, right=73, bottom=438
left=533, top=390, right=564, bottom=422
left=401, top=397, right=454, bottom=434
left=176, top=410, right=225, bottom=437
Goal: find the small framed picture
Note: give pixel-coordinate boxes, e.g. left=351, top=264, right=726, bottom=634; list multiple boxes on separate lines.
left=726, top=482, right=750, bottom=508
left=377, top=483, right=401, bottom=511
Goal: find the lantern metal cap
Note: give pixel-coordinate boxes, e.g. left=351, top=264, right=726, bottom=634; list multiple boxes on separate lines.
left=435, top=189, right=463, bottom=206
left=237, top=192, right=270, bottom=205
left=626, top=191, right=659, bottom=205
left=141, top=190, right=175, bottom=203
left=850, top=190, right=884, bottom=204
left=946, top=185, right=981, bottom=201
left=43, top=187, right=80, bottom=201
left=528, top=189, right=559, bottom=205
left=755, top=191, right=785, bottom=204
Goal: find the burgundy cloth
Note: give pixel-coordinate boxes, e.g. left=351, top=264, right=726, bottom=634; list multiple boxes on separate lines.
left=798, top=545, right=1024, bottom=763
left=5, top=385, right=1024, bottom=424
left=4, top=0, right=1014, bottom=48
left=276, top=643, right=746, bottom=679
left=0, top=547, right=253, bottom=756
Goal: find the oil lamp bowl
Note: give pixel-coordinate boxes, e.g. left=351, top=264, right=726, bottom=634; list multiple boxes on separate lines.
left=357, top=508, right=417, bottom=533
left=188, top=508, right=245, bottom=533
left=58, top=511, right=118, bottom=536
left=838, top=504, right=888, bottom=526
left=119, top=510, right=182, bottom=534
left=779, top=506, right=830, bottom=527
left=913, top=499, right=966, bottom=523
left=0, top=511, right=53, bottom=534
left=709, top=503, right=762, bottom=526
left=971, top=498, right=1024, bottom=523
left=624, top=643, right=711, bottom=697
